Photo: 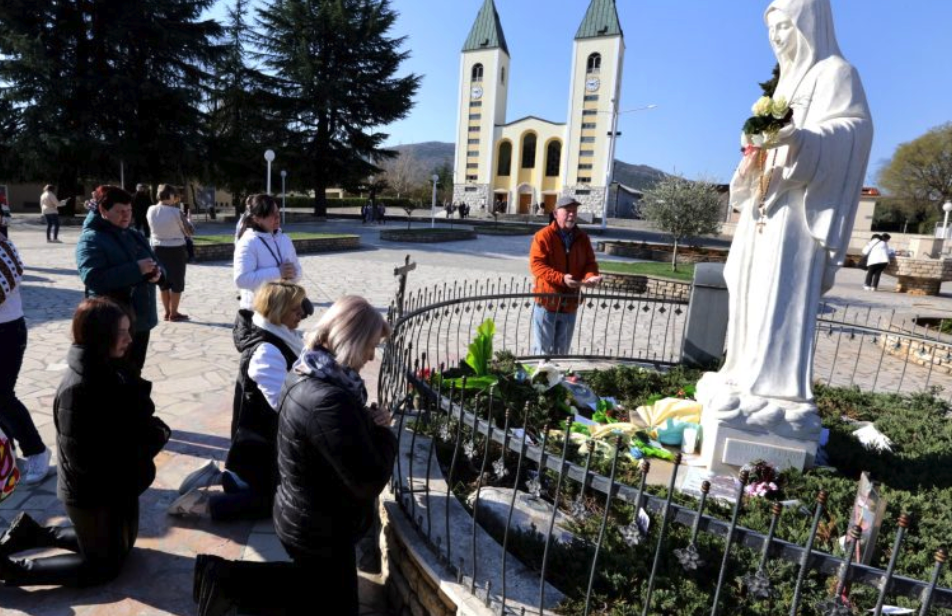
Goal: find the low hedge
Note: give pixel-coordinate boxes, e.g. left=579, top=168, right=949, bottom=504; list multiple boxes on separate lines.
left=424, top=362, right=952, bottom=614
left=283, top=196, right=415, bottom=210
left=379, top=228, right=477, bottom=243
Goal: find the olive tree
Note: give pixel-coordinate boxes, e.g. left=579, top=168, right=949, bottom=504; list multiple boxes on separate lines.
left=877, top=123, right=952, bottom=222
left=640, top=175, right=722, bottom=270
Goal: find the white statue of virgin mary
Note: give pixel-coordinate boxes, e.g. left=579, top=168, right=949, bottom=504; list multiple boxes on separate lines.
left=698, top=0, right=873, bottom=439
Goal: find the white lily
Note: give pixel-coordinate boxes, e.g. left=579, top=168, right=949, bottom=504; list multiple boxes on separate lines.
left=531, top=360, right=563, bottom=392
left=852, top=423, right=893, bottom=453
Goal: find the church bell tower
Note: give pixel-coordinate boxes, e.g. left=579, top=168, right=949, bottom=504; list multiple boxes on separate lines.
left=564, top=0, right=625, bottom=214
left=452, top=0, right=510, bottom=210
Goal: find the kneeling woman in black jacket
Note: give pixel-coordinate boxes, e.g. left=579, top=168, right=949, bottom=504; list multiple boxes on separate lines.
left=0, top=298, right=170, bottom=586
left=195, top=295, right=395, bottom=616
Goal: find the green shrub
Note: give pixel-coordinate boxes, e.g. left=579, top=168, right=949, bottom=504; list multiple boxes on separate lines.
left=282, top=195, right=414, bottom=210
left=423, top=362, right=952, bottom=614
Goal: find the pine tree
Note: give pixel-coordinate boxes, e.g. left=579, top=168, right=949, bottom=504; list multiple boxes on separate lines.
left=255, top=0, right=421, bottom=216
left=208, top=0, right=283, bottom=214
left=0, top=1, right=222, bottom=200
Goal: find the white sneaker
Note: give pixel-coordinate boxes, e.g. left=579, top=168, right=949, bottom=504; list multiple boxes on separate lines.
left=22, top=448, right=52, bottom=485
left=178, top=460, right=222, bottom=495
left=863, top=286, right=871, bottom=291
left=167, top=488, right=211, bottom=517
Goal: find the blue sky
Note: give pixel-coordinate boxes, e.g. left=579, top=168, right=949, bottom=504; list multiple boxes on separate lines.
left=211, top=1, right=952, bottom=185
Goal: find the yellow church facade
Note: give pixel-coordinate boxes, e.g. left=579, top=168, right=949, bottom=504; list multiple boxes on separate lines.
left=452, top=0, right=625, bottom=218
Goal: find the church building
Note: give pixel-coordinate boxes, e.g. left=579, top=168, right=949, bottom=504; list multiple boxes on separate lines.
left=452, top=0, right=625, bottom=218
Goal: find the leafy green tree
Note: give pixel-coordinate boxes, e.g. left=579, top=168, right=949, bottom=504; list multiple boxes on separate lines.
left=432, top=161, right=453, bottom=204
left=208, top=0, right=282, bottom=214
left=0, top=0, right=221, bottom=200
left=254, top=0, right=421, bottom=216
left=877, top=123, right=952, bottom=223
left=640, top=175, right=722, bottom=270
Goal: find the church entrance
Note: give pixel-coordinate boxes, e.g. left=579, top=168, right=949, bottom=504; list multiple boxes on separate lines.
left=543, top=194, right=557, bottom=213
left=492, top=192, right=509, bottom=213
left=519, top=193, right=531, bottom=214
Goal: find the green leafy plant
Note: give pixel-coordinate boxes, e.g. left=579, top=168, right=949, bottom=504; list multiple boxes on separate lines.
left=464, top=318, right=495, bottom=376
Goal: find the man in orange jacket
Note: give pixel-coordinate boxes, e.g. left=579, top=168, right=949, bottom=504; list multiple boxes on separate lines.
left=529, top=196, right=602, bottom=356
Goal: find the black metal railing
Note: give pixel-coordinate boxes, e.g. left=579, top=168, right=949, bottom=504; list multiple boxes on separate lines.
left=376, top=275, right=952, bottom=615
left=382, top=367, right=952, bottom=615
left=382, top=277, right=690, bottom=376
left=815, top=302, right=952, bottom=401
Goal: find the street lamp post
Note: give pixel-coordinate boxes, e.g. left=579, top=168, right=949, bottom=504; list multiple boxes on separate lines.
left=431, top=174, right=439, bottom=228
left=601, top=103, right=657, bottom=230
left=264, top=149, right=275, bottom=194
left=943, top=200, right=952, bottom=240
left=280, top=170, right=287, bottom=228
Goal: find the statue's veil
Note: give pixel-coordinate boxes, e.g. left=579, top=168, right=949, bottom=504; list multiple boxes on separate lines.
left=765, top=0, right=842, bottom=102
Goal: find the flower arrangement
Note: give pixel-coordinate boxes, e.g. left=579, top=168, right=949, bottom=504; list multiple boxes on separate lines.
left=741, top=95, right=792, bottom=149
left=740, top=64, right=793, bottom=151
left=741, top=459, right=782, bottom=499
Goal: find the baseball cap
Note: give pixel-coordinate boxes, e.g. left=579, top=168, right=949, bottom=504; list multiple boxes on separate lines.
left=556, top=196, right=581, bottom=209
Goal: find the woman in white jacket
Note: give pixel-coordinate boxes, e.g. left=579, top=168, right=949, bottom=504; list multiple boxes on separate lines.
left=862, top=233, right=893, bottom=291
left=232, top=194, right=301, bottom=351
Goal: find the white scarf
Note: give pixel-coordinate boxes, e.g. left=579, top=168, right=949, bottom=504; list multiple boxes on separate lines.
left=0, top=238, right=24, bottom=307
left=252, top=312, right=304, bottom=356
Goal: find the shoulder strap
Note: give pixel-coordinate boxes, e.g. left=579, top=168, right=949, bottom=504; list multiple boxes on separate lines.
left=256, top=233, right=284, bottom=267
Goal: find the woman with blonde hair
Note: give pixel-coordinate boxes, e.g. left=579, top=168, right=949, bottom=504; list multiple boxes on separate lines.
left=147, top=184, right=190, bottom=322
left=194, top=296, right=395, bottom=616
left=171, top=281, right=311, bottom=520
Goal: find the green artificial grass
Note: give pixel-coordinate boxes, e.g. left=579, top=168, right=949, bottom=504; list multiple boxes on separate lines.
left=191, top=232, right=354, bottom=245
left=599, top=259, right=695, bottom=282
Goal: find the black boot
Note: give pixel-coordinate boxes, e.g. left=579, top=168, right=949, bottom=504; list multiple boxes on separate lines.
left=194, top=553, right=225, bottom=604
left=0, top=513, right=43, bottom=557
left=198, top=560, right=237, bottom=616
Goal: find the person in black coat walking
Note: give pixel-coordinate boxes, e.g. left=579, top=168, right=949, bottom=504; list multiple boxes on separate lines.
left=0, top=298, right=170, bottom=587
left=194, top=295, right=394, bottom=616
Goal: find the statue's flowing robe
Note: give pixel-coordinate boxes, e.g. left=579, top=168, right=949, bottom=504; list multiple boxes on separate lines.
left=720, top=0, right=873, bottom=402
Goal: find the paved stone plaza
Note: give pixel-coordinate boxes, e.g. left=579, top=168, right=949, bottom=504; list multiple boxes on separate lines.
left=1, top=216, right=951, bottom=615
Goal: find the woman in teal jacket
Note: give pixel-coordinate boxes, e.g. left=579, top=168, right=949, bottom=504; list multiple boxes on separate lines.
left=75, top=185, right=167, bottom=371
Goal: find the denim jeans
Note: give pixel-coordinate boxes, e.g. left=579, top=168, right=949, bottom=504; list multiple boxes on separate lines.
left=0, top=317, right=45, bottom=456
left=44, top=213, right=60, bottom=240
left=531, top=303, right=577, bottom=356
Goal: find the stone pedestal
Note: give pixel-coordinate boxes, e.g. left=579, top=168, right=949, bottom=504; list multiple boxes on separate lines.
left=700, top=415, right=817, bottom=475
left=696, top=372, right=821, bottom=474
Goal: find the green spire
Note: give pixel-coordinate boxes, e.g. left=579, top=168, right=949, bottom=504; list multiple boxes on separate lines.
left=575, top=0, right=623, bottom=40
left=462, top=0, right=509, bottom=55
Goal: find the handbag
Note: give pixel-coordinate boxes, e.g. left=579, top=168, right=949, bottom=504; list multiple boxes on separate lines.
left=0, top=425, right=20, bottom=502
left=179, top=211, right=195, bottom=238
left=857, top=254, right=869, bottom=270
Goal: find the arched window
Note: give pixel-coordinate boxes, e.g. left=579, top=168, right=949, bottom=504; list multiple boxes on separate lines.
left=545, top=141, right=562, bottom=177
left=497, top=142, right=512, bottom=176
left=472, top=63, right=484, bottom=82
left=501, top=66, right=505, bottom=84
left=586, top=53, right=601, bottom=74
left=521, top=134, right=537, bottom=169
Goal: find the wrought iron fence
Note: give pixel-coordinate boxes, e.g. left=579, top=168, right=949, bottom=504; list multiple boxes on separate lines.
left=381, top=370, right=952, bottom=615
left=382, top=276, right=690, bottom=376
left=814, top=302, right=952, bottom=401
left=376, top=273, right=952, bottom=615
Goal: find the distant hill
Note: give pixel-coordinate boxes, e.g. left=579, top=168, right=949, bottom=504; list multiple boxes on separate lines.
left=390, top=142, right=454, bottom=176
left=387, top=141, right=668, bottom=190
left=611, top=161, right=669, bottom=192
